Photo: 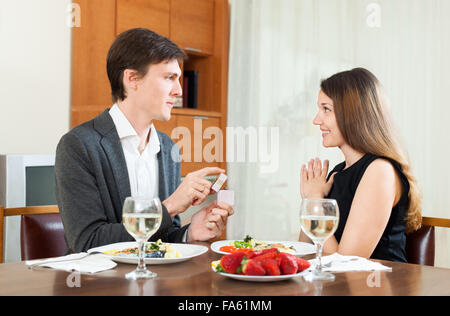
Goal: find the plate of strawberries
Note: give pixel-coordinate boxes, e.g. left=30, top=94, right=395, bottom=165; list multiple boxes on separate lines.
left=211, top=248, right=311, bottom=282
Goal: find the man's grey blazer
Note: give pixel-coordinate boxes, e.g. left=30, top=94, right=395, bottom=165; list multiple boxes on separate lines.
left=55, top=109, right=189, bottom=253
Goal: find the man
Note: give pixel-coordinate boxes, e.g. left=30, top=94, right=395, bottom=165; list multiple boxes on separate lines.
left=55, top=28, right=233, bottom=253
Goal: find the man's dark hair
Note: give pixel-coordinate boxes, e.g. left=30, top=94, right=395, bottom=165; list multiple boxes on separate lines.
left=106, top=28, right=186, bottom=103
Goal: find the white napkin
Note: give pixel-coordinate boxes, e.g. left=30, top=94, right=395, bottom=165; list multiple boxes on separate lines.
left=26, top=253, right=117, bottom=274
left=308, top=253, right=392, bottom=272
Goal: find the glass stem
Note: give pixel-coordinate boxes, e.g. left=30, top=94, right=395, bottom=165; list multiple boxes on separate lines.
left=316, top=242, right=323, bottom=273
left=137, top=240, right=146, bottom=272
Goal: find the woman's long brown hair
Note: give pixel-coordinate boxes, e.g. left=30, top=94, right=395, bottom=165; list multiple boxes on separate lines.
left=321, top=68, right=422, bottom=233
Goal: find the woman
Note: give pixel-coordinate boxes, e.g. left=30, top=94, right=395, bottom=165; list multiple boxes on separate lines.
left=300, top=68, right=422, bottom=262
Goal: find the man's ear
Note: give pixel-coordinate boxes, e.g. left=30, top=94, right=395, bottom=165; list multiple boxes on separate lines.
left=123, top=69, right=140, bottom=91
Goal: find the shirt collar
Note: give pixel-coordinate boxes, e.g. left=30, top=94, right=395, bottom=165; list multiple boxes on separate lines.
left=109, top=103, right=138, bottom=139
left=109, top=104, right=161, bottom=154
left=148, top=124, right=161, bottom=155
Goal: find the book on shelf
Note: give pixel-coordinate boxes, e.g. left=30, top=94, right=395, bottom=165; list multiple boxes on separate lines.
left=183, top=70, right=198, bottom=109
left=183, top=76, right=189, bottom=108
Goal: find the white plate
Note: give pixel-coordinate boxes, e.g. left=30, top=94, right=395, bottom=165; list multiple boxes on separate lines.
left=87, top=242, right=208, bottom=265
left=210, top=240, right=316, bottom=257
left=212, top=266, right=307, bottom=282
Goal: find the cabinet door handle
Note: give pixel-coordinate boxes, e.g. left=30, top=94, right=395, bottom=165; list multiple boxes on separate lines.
left=185, top=47, right=202, bottom=54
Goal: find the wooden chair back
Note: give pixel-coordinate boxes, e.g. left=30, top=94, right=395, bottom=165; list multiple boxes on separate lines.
left=0, top=205, right=64, bottom=263
left=406, top=217, right=450, bottom=266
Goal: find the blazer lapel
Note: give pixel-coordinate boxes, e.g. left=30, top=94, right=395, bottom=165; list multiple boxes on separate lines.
left=101, top=135, right=131, bottom=204
left=94, top=110, right=131, bottom=215
left=156, top=130, right=182, bottom=227
left=157, top=135, right=169, bottom=201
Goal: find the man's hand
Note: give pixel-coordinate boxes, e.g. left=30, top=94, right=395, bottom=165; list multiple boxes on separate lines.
left=187, top=201, right=234, bottom=242
left=163, top=167, right=225, bottom=217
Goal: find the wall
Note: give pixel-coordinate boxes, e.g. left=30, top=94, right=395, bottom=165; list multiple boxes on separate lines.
left=0, top=0, right=72, bottom=155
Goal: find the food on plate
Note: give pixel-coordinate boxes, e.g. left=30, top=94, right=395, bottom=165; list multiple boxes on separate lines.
left=103, top=239, right=181, bottom=259
left=241, top=258, right=266, bottom=276
left=279, top=252, right=299, bottom=275
left=218, top=246, right=253, bottom=255
left=218, top=235, right=297, bottom=254
left=212, top=248, right=311, bottom=276
left=219, top=252, right=247, bottom=274
left=261, top=259, right=280, bottom=276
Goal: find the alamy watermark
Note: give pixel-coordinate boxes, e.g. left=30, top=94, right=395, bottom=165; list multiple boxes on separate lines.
left=67, top=3, right=81, bottom=28
left=366, top=271, right=381, bottom=288
left=366, top=3, right=382, bottom=28
left=66, top=270, right=81, bottom=288
left=169, top=119, right=280, bottom=174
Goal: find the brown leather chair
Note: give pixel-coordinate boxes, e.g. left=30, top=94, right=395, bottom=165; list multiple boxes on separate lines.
left=406, top=217, right=450, bottom=266
left=0, top=205, right=65, bottom=262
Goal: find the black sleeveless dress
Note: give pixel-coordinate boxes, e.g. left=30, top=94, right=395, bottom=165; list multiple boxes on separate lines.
left=326, top=153, right=409, bottom=262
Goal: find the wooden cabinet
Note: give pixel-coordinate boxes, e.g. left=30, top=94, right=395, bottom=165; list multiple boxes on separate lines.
left=116, top=0, right=214, bottom=54
left=154, top=112, right=223, bottom=175
left=170, top=0, right=215, bottom=55
left=71, top=0, right=116, bottom=125
left=174, top=114, right=222, bottom=175
left=116, top=0, right=170, bottom=37
left=183, top=55, right=214, bottom=111
left=71, top=0, right=229, bottom=176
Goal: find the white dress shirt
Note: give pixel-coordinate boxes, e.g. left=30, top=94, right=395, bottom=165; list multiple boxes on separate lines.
left=109, top=104, right=160, bottom=199
left=109, top=104, right=189, bottom=242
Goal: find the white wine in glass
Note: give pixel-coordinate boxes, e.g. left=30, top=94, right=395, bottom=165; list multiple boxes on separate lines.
left=123, top=213, right=162, bottom=240
left=122, top=196, right=162, bottom=280
left=299, top=198, right=339, bottom=281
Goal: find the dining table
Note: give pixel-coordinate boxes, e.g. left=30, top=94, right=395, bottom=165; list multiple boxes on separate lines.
left=0, top=241, right=449, bottom=298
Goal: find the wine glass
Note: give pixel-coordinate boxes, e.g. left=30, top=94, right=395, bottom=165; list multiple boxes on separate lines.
left=299, top=198, right=339, bottom=281
left=122, top=196, right=162, bottom=280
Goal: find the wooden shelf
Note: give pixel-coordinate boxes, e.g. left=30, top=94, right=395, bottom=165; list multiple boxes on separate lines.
left=171, top=108, right=221, bottom=118
left=183, top=49, right=212, bottom=58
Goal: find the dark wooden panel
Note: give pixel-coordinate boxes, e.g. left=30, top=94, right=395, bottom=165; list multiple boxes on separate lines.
left=170, top=0, right=214, bottom=55
left=116, top=0, right=170, bottom=37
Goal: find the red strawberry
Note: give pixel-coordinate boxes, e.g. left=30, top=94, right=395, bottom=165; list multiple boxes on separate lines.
left=261, top=258, right=281, bottom=276
left=276, top=255, right=282, bottom=266
left=279, top=252, right=298, bottom=275
left=296, top=257, right=311, bottom=272
left=241, top=259, right=266, bottom=276
left=220, top=252, right=246, bottom=274
left=247, top=248, right=278, bottom=259
left=253, top=251, right=278, bottom=263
